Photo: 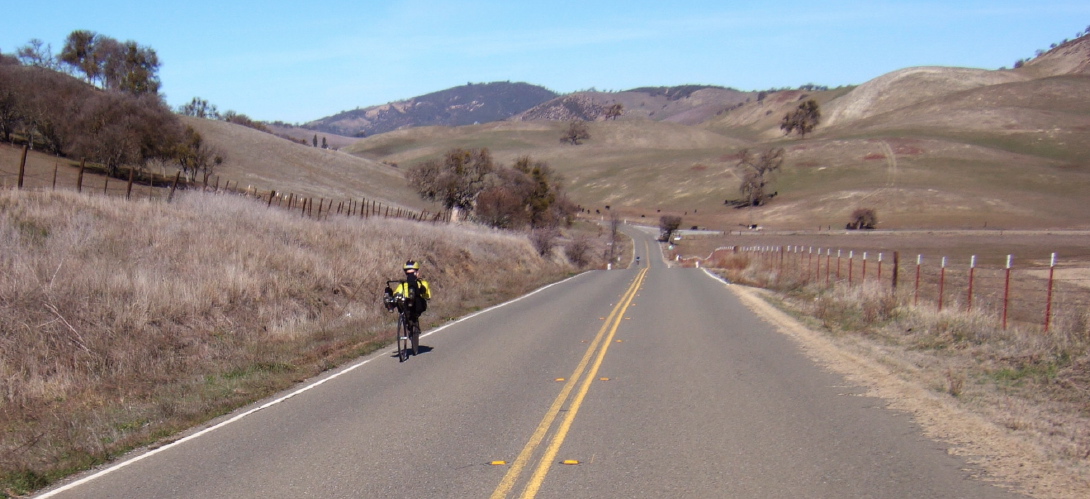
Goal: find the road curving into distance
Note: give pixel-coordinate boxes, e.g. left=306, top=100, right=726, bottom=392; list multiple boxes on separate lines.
left=37, top=224, right=1028, bottom=498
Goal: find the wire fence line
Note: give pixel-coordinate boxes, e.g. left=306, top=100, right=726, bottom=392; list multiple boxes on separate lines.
left=1, top=143, right=451, bottom=224
left=683, top=245, right=1090, bottom=333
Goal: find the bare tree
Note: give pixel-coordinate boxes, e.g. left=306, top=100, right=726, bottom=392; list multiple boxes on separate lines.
left=67, top=92, right=182, bottom=177
left=560, top=120, right=590, bottom=145
left=737, top=147, right=785, bottom=206
left=530, top=227, right=560, bottom=256
left=0, top=66, right=22, bottom=142
left=659, top=215, right=682, bottom=242
left=565, top=235, right=593, bottom=267
left=605, top=103, right=624, bottom=120
left=16, top=39, right=57, bottom=69
left=780, top=99, right=821, bottom=138
left=847, top=208, right=878, bottom=230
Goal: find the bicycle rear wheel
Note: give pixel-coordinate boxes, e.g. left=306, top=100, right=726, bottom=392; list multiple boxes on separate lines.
left=409, top=318, right=420, bottom=356
left=397, top=314, right=410, bottom=362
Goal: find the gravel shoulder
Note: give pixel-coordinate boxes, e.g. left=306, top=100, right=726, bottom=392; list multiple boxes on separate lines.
left=729, top=284, right=1089, bottom=499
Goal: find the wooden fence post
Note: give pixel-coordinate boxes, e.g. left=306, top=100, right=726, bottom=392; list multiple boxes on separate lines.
left=938, top=257, right=947, bottom=312
left=967, top=255, right=977, bottom=312
left=167, top=171, right=181, bottom=202
left=77, top=158, right=86, bottom=193
left=17, top=144, right=27, bottom=189
left=892, top=251, right=899, bottom=291
left=914, top=255, right=922, bottom=306
left=126, top=168, right=135, bottom=199
left=267, top=190, right=276, bottom=208
left=52, top=162, right=58, bottom=190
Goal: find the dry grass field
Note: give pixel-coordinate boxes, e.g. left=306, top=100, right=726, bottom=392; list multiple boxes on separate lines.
left=2, top=34, right=1088, bottom=498
left=690, top=244, right=1090, bottom=497
left=0, top=188, right=599, bottom=496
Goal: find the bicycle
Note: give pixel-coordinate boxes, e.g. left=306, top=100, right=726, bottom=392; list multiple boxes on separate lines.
left=385, top=279, right=421, bottom=362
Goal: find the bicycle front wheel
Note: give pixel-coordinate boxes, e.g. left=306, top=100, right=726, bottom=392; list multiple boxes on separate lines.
left=397, top=314, right=410, bottom=362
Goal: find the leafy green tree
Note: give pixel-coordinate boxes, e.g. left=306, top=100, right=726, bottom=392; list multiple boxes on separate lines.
left=59, top=30, right=101, bottom=84
left=780, top=99, right=821, bottom=138
left=408, top=148, right=495, bottom=213
left=737, top=147, right=785, bottom=206
left=175, top=125, right=226, bottom=182
left=513, top=156, right=565, bottom=228
left=178, top=97, right=220, bottom=119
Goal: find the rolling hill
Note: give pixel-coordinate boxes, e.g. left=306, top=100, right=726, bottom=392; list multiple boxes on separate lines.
left=339, top=34, right=1090, bottom=231
left=304, top=81, right=558, bottom=137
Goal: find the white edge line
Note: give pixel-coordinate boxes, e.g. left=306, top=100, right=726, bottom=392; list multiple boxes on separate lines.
left=701, top=267, right=732, bottom=286
left=36, top=271, right=591, bottom=498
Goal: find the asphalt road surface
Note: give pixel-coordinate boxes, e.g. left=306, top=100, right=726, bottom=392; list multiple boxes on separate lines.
left=37, top=225, right=1027, bottom=498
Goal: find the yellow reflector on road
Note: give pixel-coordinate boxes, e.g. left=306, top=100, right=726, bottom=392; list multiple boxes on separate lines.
left=561, top=460, right=581, bottom=465
left=490, top=460, right=507, bottom=466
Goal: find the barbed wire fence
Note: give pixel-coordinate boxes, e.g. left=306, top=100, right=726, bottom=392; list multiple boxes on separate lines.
left=681, top=244, right=1090, bottom=334
left=1, top=143, right=451, bottom=224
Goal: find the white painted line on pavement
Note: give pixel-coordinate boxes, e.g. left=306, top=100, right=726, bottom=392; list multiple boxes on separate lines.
left=36, top=271, right=591, bottom=498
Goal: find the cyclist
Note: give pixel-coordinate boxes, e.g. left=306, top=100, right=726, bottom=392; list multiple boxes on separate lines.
left=384, top=260, right=431, bottom=320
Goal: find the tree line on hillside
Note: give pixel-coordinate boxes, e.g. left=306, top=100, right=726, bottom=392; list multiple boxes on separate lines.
left=1, top=31, right=233, bottom=182
left=1011, top=26, right=1090, bottom=69
left=407, top=148, right=577, bottom=252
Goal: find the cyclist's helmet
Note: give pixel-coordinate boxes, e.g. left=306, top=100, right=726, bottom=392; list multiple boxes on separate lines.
left=403, top=260, right=420, bottom=271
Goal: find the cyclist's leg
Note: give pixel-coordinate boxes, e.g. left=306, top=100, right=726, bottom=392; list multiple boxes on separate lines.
left=409, top=315, right=420, bottom=355
left=397, top=313, right=410, bottom=361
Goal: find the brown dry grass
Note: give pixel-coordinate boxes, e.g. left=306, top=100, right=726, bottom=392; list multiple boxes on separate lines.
left=0, top=188, right=590, bottom=496
left=341, top=57, right=1090, bottom=233
left=180, top=117, right=436, bottom=211
left=703, top=249, right=1090, bottom=498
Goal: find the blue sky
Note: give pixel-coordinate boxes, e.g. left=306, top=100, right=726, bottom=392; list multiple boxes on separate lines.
left=4, top=1, right=1089, bottom=123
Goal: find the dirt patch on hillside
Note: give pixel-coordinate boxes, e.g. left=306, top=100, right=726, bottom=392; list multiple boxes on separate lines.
left=730, top=285, right=1088, bottom=498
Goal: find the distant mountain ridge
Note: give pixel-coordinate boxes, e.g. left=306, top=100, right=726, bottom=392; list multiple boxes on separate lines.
left=304, top=83, right=762, bottom=137
left=305, top=81, right=558, bottom=137
left=512, top=85, right=756, bottom=125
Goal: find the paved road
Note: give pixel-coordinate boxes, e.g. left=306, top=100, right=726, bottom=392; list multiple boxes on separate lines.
left=38, top=225, right=1027, bottom=498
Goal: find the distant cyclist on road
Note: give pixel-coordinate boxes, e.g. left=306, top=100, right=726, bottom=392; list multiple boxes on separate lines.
left=384, top=260, right=432, bottom=320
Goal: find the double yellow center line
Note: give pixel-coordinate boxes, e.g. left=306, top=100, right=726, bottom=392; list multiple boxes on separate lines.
left=491, top=267, right=649, bottom=498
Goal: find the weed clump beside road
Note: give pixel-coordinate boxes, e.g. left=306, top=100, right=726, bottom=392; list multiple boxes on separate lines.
left=0, top=189, right=574, bottom=496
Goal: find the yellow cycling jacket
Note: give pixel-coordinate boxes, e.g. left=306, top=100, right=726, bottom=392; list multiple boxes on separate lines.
left=394, top=279, right=431, bottom=300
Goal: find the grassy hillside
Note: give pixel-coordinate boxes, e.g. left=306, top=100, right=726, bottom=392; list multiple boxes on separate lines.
left=0, top=188, right=577, bottom=495
left=338, top=37, right=1090, bottom=231
left=182, top=116, right=439, bottom=212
